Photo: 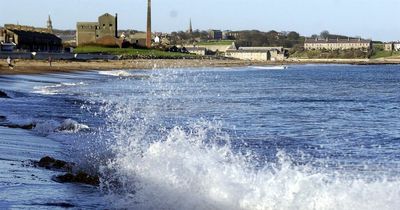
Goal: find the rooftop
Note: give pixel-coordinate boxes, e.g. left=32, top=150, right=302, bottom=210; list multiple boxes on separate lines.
left=305, top=38, right=371, bottom=44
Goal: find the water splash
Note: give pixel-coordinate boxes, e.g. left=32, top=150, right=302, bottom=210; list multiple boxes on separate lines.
left=80, top=69, right=400, bottom=209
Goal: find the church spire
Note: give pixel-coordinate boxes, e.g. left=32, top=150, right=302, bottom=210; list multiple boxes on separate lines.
left=47, top=15, right=53, bottom=33
left=189, top=18, right=193, bottom=34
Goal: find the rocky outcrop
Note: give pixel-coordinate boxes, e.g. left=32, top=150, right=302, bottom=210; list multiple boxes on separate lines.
left=0, top=90, right=10, bottom=98
left=35, top=156, right=99, bottom=186
left=54, top=172, right=100, bottom=186
left=36, top=156, right=73, bottom=171
left=6, top=123, right=36, bottom=130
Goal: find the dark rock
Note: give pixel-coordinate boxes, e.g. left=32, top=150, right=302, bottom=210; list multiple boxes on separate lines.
left=55, top=171, right=100, bottom=186
left=36, top=156, right=73, bottom=172
left=36, top=156, right=99, bottom=186
left=38, top=156, right=55, bottom=165
left=7, top=123, right=36, bottom=130
left=55, top=173, right=75, bottom=182
left=75, top=171, right=100, bottom=186
left=0, top=90, right=10, bottom=98
left=42, top=202, right=75, bottom=208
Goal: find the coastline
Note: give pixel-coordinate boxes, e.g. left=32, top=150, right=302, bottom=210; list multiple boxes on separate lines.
left=0, top=58, right=400, bottom=75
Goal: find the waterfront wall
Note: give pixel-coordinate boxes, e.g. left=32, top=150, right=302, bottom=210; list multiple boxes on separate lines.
left=0, top=52, right=118, bottom=60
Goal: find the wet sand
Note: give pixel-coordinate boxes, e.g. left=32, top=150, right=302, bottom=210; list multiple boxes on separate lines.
left=0, top=58, right=399, bottom=75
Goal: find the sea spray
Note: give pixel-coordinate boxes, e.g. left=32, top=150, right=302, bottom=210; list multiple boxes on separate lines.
left=76, top=69, right=400, bottom=209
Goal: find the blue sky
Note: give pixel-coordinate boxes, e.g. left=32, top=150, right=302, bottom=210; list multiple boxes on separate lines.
left=0, top=0, right=398, bottom=41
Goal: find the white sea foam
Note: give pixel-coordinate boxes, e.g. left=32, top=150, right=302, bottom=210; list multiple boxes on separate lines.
left=33, top=119, right=89, bottom=136
left=98, top=70, right=151, bottom=79
left=33, top=82, right=86, bottom=95
left=97, top=98, right=400, bottom=210
left=99, top=70, right=134, bottom=77
left=252, top=66, right=287, bottom=70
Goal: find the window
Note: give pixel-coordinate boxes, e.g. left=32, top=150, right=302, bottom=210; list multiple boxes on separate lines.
left=109, top=24, right=113, bottom=27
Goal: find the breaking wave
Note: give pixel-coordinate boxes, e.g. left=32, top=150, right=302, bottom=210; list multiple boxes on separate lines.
left=91, top=83, right=400, bottom=210
left=251, top=66, right=287, bottom=70
left=98, top=70, right=151, bottom=79
left=34, top=119, right=90, bottom=135
left=33, top=82, right=86, bottom=95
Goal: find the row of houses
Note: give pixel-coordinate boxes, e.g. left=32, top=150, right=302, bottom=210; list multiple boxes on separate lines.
left=304, top=38, right=372, bottom=51
left=0, top=17, right=63, bottom=52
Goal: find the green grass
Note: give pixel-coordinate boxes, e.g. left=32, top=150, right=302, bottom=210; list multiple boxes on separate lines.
left=196, top=40, right=234, bottom=46
left=370, top=49, right=400, bottom=59
left=370, top=50, right=393, bottom=59
left=74, top=46, right=198, bottom=59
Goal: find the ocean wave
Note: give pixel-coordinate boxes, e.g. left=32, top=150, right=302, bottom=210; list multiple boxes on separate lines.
left=34, top=119, right=90, bottom=135
left=251, top=66, right=287, bottom=70
left=98, top=70, right=151, bottom=79
left=93, top=100, right=400, bottom=210
left=0, top=115, right=90, bottom=136
left=99, top=70, right=135, bottom=77
left=32, top=82, right=86, bottom=95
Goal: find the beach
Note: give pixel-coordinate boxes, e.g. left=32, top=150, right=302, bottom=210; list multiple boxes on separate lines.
left=0, top=59, right=257, bottom=75
left=1, top=65, right=400, bottom=209
left=1, top=58, right=400, bottom=75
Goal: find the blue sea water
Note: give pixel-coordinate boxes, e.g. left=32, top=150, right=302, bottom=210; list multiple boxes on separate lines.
left=0, top=65, right=400, bottom=209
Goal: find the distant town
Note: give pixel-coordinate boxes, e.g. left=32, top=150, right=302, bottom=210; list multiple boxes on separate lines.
left=1, top=2, right=400, bottom=62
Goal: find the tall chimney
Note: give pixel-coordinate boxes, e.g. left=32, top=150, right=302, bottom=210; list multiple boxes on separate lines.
left=146, top=0, right=152, bottom=48
left=115, top=13, right=118, bottom=38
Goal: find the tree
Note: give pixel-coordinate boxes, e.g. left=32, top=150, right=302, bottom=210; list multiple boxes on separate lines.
left=287, top=31, right=300, bottom=40
left=320, top=30, right=330, bottom=39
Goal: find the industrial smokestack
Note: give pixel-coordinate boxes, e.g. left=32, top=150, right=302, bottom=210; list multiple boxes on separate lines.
left=146, top=0, right=152, bottom=48
left=115, top=13, right=118, bottom=38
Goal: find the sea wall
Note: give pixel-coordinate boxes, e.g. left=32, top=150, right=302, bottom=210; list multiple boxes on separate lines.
left=0, top=52, right=118, bottom=61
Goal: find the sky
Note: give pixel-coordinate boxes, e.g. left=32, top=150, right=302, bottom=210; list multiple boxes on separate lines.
left=0, top=0, right=399, bottom=41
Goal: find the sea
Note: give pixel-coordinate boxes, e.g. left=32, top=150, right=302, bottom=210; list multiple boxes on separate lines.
left=0, top=64, right=399, bottom=209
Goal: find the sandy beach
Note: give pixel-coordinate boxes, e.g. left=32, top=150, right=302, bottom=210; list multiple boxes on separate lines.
left=0, top=59, right=257, bottom=75
left=0, top=58, right=399, bottom=75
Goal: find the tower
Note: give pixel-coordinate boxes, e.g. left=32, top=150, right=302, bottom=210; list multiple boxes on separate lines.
left=115, top=13, right=118, bottom=38
left=47, top=15, right=53, bottom=33
left=189, top=18, right=193, bottom=34
left=146, top=0, right=152, bottom=48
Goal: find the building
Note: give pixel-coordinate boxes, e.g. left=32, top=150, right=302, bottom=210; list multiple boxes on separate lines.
left=225, top=47, right=288, bottom=61
left=395, top=42, right=400, bottom=51
left=209, top=30, right=223, bottom=40
left=76, top=13, right=119, bottom=46
left=195, top=42, right=236, bottom=53
left=0, top=23, right=62, bottom=52
left=185, top=47, right=206, bottom=56
left=126, top=32, right=147, bottom=47
left=304, top=38, right=372, bottom=50
left=384, top=42, right=394, bottom=51
left=384, top=42, right=400, bottom=51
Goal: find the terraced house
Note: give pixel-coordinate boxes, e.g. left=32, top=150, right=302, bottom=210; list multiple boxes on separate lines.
left=304, top=38, right=372, bottom=50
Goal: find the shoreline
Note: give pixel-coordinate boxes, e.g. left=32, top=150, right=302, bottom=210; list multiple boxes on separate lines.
left=0, top=58, right=399, bottom=75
